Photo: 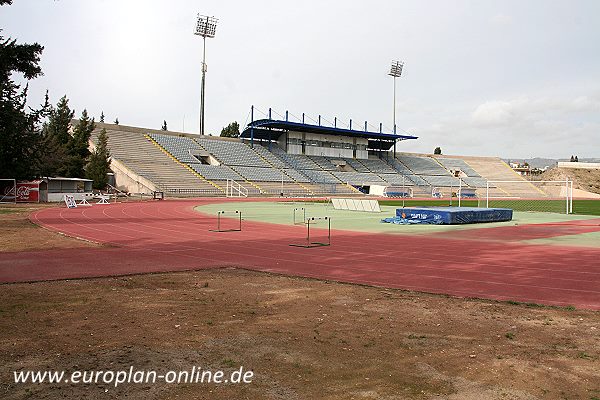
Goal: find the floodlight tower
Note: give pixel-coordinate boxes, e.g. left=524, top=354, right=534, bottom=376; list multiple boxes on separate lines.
left=388, top=60, right=404, bottom=134
left=194, top=14, right=218, bottom=135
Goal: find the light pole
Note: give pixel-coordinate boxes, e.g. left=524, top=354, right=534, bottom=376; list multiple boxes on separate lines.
left=194, top=14, right=218, bottom=135
left=388, top=60, right=404, bottom=134
left=389, top=60, right=403, bottom=157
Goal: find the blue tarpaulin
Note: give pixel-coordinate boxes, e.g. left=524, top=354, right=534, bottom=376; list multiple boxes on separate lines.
left=381, top=207, right=513, bottom=225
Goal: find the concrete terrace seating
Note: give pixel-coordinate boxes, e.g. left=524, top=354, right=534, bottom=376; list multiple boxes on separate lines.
left=252, top=144, right=290, bottom=169
left=463, top=157, right=546, bottom=197
left=252, top=181, right=310, bottom=196
left=421, top=175, right=461, bottom=187
left=91, top=126, right=221, bottom=196
left=460, top=176, right=489, bottom=188
left=283, top=169, right=311, bottom=183
left=387, top=158, right=414, bottom=175
left=149, top=133, right=202, bottom=164
left=100, top=122, right=535, bottom=198
left=435, top=157, right=481, bottom=177
left=383, top=158, right=429, bottom=185
left=304, top=183, right=357, bottom=195
left=345, top=158, right=370, bottom=172
left=380, top=173, right=415, bottom=186
left=196, top=138, right=270, bottom=168
left=274, top=151, right=322, bottom=170
left=301, top=169, right=341, bottom=184
left=231, top=166, right=295, bottom=182
left=406, top=175, right=430, bottom=186
left=359, top=158, right=397, bottom=173
left=332, top=171, right=386, bottom=185
left=190, top=164, right=242, bottom=181
left=308, top=156, right=338, bottom=171
left=397, top=155, right=450, bottom=176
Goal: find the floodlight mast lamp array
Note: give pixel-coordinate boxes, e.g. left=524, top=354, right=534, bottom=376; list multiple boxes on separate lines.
left=388, top=60, right=404, bottom=135
left=194, top=14, right=218, bottom=135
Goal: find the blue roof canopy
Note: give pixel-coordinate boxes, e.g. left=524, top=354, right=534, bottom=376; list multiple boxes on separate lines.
left=240, top=119, right=417, bottom=150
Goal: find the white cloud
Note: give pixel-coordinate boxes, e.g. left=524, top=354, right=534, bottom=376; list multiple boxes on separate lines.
left=406, top=94, right=600, bottom=158
left=490, top=13, right=514, bottom=26
left=471, top=100, right=517, bottom=126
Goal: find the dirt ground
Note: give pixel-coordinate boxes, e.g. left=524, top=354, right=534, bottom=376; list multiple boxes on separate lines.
left=0, top=205, right=599, bottom=399
left=540, top=167, right=600, bottom=195
left=0, top=205, right=98, bottom=252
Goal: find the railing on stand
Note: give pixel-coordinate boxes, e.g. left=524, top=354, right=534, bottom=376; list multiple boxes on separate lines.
left=226, top=179, right=249, bottom=198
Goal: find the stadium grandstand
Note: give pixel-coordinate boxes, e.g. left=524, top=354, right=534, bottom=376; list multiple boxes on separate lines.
left=88, top=111, right=553, bottom=199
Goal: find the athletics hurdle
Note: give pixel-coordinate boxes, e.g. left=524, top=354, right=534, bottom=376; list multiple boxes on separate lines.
left=97, top=195, right=110, bottom=204
left=209, top=210, right=243, bottom=232
left=289, top=216, right=331, bottom=248
left=293, top=207, right=306, bottom=225
left=64, top=194, right=77, bottom=209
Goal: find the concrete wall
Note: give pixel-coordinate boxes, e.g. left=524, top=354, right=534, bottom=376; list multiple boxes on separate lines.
left=110, top=158, right=158, bottom=194
left=558, top=162, right=600, bottom=170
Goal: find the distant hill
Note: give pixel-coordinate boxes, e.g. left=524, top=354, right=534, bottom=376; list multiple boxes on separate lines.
left=503, top=157, right=600, bottom=169
left=539, top=167, right=600, bottom=195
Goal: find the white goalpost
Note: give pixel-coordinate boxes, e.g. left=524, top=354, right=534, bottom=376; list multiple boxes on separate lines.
left=480, top=179, right=573, bottom=214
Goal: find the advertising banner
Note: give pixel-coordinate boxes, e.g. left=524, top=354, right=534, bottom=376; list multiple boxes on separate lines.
left=15, top=181, right=41, bottom=203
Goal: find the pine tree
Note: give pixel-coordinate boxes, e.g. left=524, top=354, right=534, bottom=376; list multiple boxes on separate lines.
left=37, top=132, right=69, bottom=177
left=0, top=15, right=45, bottom=179
left=114, top=117, right=119, bottom=125
left=161, top=120, right=168, bottom=131
left=220, top=121, right=240, bottom=138
left=100, top=111, right=105, bottom=123
left=86, top=128, right=111, bottom=190
left=45, top=95, right=74, bottom=146
left=434, top=147, right=442, bottom=155
left=66, top=109, right=95, bottom=178
left=36, top=95, right=74, bottom=177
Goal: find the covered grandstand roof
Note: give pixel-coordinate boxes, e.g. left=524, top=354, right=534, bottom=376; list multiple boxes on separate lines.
left=240, top=119, right=417, bottom=150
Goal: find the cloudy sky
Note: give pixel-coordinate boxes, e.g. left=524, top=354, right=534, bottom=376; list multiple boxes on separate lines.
left=2, top=0, right=599, bottom=158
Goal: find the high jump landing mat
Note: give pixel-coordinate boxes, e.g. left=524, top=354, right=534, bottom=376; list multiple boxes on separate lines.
left=393, top=207, right=513, bottom=225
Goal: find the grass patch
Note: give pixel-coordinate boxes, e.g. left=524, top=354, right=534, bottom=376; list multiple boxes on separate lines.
left=407, top=334, right=427, bottom=340
left=505, top=332, right=515, bottom=340
left=380, top=199, right=479, bottom=208
left=525, top=302, right=544, bottom=308
left=222, top=359, right=236, bottom=368
left=577, top=352, right=593, bottom=360
left=379, top=199, right=600, bottom=216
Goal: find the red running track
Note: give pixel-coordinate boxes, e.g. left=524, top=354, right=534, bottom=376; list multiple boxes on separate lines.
left=1, top=199, right=599, bottom=310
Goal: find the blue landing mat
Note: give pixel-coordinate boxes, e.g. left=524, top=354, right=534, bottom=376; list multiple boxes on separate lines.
left=381, top=207, right=513, bottom=225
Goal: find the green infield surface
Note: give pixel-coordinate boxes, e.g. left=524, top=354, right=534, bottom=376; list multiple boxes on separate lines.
left=195, top=200, right=600, bottom=248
